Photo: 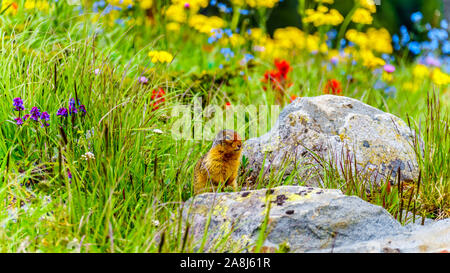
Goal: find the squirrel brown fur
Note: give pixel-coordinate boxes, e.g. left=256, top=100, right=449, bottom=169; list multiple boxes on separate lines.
left=193, top=129, right=242, bottom=195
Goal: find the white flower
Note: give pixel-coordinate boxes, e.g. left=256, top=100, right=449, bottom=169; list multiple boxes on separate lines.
left=81, top=152, right=95, bottom=161
left=152, top=220, right=160, bottom=227
left=152, top=129, right=163, bottom=134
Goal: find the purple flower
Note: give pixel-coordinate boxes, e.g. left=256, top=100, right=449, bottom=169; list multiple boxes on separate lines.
left=14, top=117, right=23, bottom=126
left=23, top=114, right=30, bottom=121
left=79, top=105, right=87, bottom=116
left=30, top=107, right=40, bottom=121
left=13, top=97, right=24, bottom=111
left=383, top=64, right=395, bottom=73
left=138, top=76, right=148, bottom=84
left=40, top=111, right=50, bottom=121
left=69, top=98, right=78, bottom=115
left=57, top=107, right=69, bottom=117
left=68, top=169, right=72, bottom=181
left=424, top=55, right=441, bottom=67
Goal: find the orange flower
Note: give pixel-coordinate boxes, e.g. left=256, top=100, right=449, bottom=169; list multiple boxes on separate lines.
left=324, top=79, right=342, bottom=95
left=289, top=95, right=298, bottom=103
left=151, top=88, right=166, bottom=110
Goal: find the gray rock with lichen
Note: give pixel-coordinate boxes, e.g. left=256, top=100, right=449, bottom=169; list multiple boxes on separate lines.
left=182, top=186, right=449, bottom=253
left=242, top=95, right=420, bottom=187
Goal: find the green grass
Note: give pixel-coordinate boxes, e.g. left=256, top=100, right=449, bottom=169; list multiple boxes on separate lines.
left=0, top=3, right=448, bottom=252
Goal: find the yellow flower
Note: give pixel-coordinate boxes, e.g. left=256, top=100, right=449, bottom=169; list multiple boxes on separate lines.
left=166, top=22, right=181, bottom=32
left=165, top=4, right=187, bottom=23
left=139, top=0, right=153, bottom=9
left=148, top=51, right=174, bottom=63
left=352, top=8, right=373, bottom=24
left=24, top=0, right=51, bottom=12
left=366, top=28, right=393, bottom=54
left=382, top=72, right=393, bottom=83
left=303, top=7, right=343, bottom=27
left=359, top=0, right=376, bottom=13
left=346, top=28, right=392, bottom=54
left=2, top=1, right=18, bottom=15
left=402, top=82, right=420, bottom=92
left=431, top=68, right=450, bottom=86
left=360, top=49, right=385, bottom=68
left=412, top=64, right=430, bottom=78
left=246, top=0, right=279, bottom=8
left=188, top=14, right=226, bottom=34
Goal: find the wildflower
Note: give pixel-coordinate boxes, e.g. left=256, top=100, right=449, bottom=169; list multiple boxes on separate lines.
left=94, top=68, right=100, bottom=75
left=14, top=117, right=23, bottom=126
left=67, top=169, right=72, bottom=181
left=148, top=51, right=174, bottom=63
left=352, top=8, right=373, bottom=25
left=140, top=0, right=153, bottom=9
left=402, top=82, right=419, bottom=92
left=23, top=114, right=30, bottom=121
left=13, top=97, right=24, bottom=111
left=79, top=105, right=87, bottom=117
left=57, top=107, right=69, bottom=117
left=30, top=107, right=40, bottom=121
left=69, top=98, right=78, bottom=115
left=411, top=11, right=423, bottom=23
left=383, top=64, right=395, bottom=73
left=151, top=88, right=166, bottom=110
left=289, top=95, right=298, bottom=103
left=408, top=41, right=421, bottom=55
left=324, top=79, right=342, bottom=95
left=138, top=76, right=149, bottom=84
left=40, top=111, right=50, bottom=127
left=81, top=151, right=95, bottom=161
left=40, top=111, right=50, bottom=121
left=384, top=86, right=397, bottom=97
left=220, top=48, right=235, bottom=60
left=225, top=102, right=232, bottom=109
left=412, top=64, right=430, bottom=78
left=431, top=68, right=450, bottom=86
left=274, top=59, right=291, bottom=78
left=424, top=55, right=441, bottom=67
left=152, top=129, right=163, bottom=134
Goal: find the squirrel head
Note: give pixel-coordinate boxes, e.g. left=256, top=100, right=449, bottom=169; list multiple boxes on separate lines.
left=212, top=129, right=242, bottom=154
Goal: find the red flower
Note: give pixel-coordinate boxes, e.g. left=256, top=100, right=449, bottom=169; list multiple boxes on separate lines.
left=151, top=88, right=166, bottom=110
left=289, top=95, right=298, bottom=103
left=274, top=59, right=291, bottom=79
left=324, top=79, right=342, bottom=95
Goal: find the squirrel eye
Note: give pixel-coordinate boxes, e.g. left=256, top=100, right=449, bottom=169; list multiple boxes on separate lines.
left=224, top=135, right=231, bottom=140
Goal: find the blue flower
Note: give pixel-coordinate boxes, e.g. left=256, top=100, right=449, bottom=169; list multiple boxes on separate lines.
left=239, top=9, right=249, bottom=15
left=327, top=29, right=337, bottom=40
left=428, top=28, right=448, bottom=42
left=411, top=11, right=423, bottom=23
left=442, top=41, right=450, bottom=55
left=441, top=19, right=449, bottom=29
left=408, top=41, right=421, bottom=55
left=421, top=40, right=439, bottom=51
left=400, top=26, right=410, bottom=46
left=220, top=48, right=234, bottom=60
left=392, top=34, right=400, bottom=50
left=384, top=86, right=397, bottom=98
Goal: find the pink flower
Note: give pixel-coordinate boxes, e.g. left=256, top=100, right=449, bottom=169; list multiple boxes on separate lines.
left=139, top=76, right=148, bottom=84
left=383, top=64, right=395, bottom=73
left=94, top=68, right=100, bottom=75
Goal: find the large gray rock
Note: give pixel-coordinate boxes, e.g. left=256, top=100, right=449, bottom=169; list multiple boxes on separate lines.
left=182, top=186, right=449, bottom=253
left=242, top=95, right=419, bottom=187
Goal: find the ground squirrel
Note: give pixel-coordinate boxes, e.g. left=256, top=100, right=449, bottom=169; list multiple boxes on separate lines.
left=193, top=129, right=242, bottom=195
